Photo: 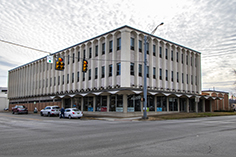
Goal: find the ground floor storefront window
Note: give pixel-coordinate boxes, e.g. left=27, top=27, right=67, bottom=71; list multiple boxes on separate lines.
left=96, top=96, right=107, bottom=112
left=189, top=99, right=195, bottom=112
left=147, top=95, right=155, bottom=111
left=180, top=98, right=187, bottom=112
left=127, top=94, right=141, bottom=112
left=169, top=98, right=178, bottom=111
left=157, top=97, right=167, bottom=111
left=84, top=97, right=93, bottom=111
left=110, top=95, right=123, bottom=112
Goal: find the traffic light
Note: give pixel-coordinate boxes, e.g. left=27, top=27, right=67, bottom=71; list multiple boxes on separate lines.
left=55, top=57, right=65, bottom=71
left=82, top=59, right=88, bottom=72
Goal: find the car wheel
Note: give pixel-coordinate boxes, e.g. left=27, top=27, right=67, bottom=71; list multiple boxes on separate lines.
left=69, top=115, right=71, bottom=119
left=48, top=112, right=50, bottom=117
left=26, top=112, right=28, bottom=114
left=12, top=111, right=14, bottom=114
left=78, top=117, right=81, bottom=119
left=40, top=112, right=43, bottom=116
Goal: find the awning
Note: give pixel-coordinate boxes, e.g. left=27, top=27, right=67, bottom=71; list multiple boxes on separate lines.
left=50, top=96, right=56, bottom=99
left=162, top=93, right=171, bottom=96
left=80, top=93, right=88, bottom=97
left=92, top=92, right=102, bottom=95
left=69, top=94, right=75, bottom=97
left=175, top=94, right=183, bottom=97
left=148, top=92, right=158, bottom=95
left=59, top=95, right=65, bottom=98
left=108, top=91, right=119, bottom=94
left=132, top=90, right=142, bottom=94
left=186, top=95, right=192, bottom=98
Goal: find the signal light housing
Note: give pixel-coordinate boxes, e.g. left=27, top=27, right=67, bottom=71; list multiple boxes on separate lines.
left=82, top=59, right=88, bottom=72
left=55, top=57, right=65, bottom=71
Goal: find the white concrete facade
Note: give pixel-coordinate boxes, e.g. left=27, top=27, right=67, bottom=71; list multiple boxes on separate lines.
left=8, top=26, right=203, bottom=115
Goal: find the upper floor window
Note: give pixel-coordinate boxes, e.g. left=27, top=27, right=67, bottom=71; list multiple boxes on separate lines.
left=153, top=45, right=156, bottom=56
left=139, top=40, right=142, bottom=52
left=102, top=43, right=105, bottom=55
left=89, top=48, right=92, bottom=58
left=109, top=40, right=113, bottom=52
left=159, top=47, right=162, bottom=58
left=67, top=74, right=69, bottom=84
left=117, top=38, right=121, bottom=50
left=181, top=53, right=184, bottom=64
left=171, top=50, right=173, bottom=61
left=153, top=67, right=156, bottom=79
left=177, top=72, right=179, bottom=83
left=77, top=72, right=79, bottom=82
left=130, top=63, right=134, bottom=75
left=101, top=66, right=105, bottom=78
left=166, top=70, right=168, bottom=81
left=95, top=67, right=98, bottom=79
left=139, top=64, right=142, bottom=77
left=78, top=51, right=80, bottom=62
left=88, top=69, right=91, bottom=80
left=83, top=49, right=86, bottom=58
left=68, top=55, right=70, bottom=64
left=95, top=45, right=98, bottom=57
left=176, top=52, right=179, bottom=62
left=130, top=38, right=135, bottom=50
left=159, top=68, right=162, bottom=80
left=147, top=66, right=149, bottom=78
left=109, top=64, right=112, bottom=77
left=171, top=71, right=173, bottom=82
left=165, top=48, right=168, bottom=60
left=73, top=53, right=75, bottom=63
left=117, top=63, right=121, bottom=75
left=186, top=55, right=188, bottom=65
left=72, top=73, right=74, bottom=83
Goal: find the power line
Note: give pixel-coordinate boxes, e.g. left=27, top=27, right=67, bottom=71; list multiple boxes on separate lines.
left=0, top=39, right=51, bottom=54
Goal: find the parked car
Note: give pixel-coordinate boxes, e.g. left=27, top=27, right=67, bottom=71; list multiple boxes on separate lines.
left=40, top=106, right=60, bottom=117
left=60, top=108, right=83, bottom=119
left=4, top=108, right=8, bottom=111
left=12, top=105, right=28, bottom=114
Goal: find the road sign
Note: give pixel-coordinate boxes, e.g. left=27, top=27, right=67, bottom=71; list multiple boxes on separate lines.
left=47, top=55, right=53, bottom=63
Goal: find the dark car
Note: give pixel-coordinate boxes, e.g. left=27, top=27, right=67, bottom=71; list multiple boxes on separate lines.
left=12, top=105, right=28, bottom=114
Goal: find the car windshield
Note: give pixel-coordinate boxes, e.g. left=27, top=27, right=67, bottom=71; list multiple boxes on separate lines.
left=18, top=106, right=25, bottom=108
left=72, top=108, right=79, bottom=111
left=52, top=107, right=60, bottom=109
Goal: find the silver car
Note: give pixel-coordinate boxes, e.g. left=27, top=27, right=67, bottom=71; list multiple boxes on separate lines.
left=62, top=108, right=83, bottom=119
left=40, top=106, right=60, bottom=117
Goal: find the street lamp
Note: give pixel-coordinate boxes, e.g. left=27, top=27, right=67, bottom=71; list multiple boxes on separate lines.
left=143, top=22, right=164, bottom=119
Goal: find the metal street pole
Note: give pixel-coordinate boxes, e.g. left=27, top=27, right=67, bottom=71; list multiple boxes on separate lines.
left=143, top=22, right=164, bottom=119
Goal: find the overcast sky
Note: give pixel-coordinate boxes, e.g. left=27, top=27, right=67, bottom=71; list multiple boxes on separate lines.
left=1, top=0, right=236, bottom=96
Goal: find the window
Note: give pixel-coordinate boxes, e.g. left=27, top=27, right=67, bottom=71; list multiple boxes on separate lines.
left=68, top=55, right=70, bottom=64
left=182, top=73, right=184, bottom=83
left=83, top=50, right=86, bottom=58
left=191, top=56, right=192, bottom=66
left=46, top=78, right=48, bottom=87
left=195, top=58, right=197, bottom=67
left=186, top=55, right=188, bottom=65
left=139, top=64, right=142, bottom=76
left=147, top=66, right=149, bottom=77
left=73, top=53, right=75, bottom=63
left=159, top=47, right=162, bottom=58
left=177, top=72, right=179, bottom=82
left=130, top=63, right=134, bottom=75
left=67, top=74, right=69, bottom=84
left=58, top=76, right=60, bottom=85
left=54, top=77, right=56, bottom=86
left=165, top=48, right=168, bottom=60
left=195, top=76, right=197, bottom=85
left=171, top=71, right=173, bottom=82
left=109, top=64, right=112, bottom=77
left=139, top=40, right=142, bottom=52
left=187, top=74, right=188, bottom=84
left=159, top=68, right=162, bottom=80
left=109, top=40, right=113, bottom=52
left=95, top=45, right=98, bottom=57
left=130, top=38, right=134, bottom=50
left=72, top=73, right=74, bottom=83
left=181, top=54, right=183, bottom=64
left=83, top=72, right=85, bottom=81
left=153, top=67, right=156, bottom=79
left=191, top=75, right=193, bottom=85
left=89, top=48, right=92, bottom=58
left=101, top=66, right=105, bottom=78
left=117, top=63, right=121, bottom=75
left=78, top=51, right=80, bottom=62
left=102, top=43, right=105, bottom=55
left=95, top=67, right=98, bottom=79
left=117, top=38, right=121, bottom=50
left=77, top=72, right=79, bottom=82
left=88, top=69, right=91, bottom=80
left=176, top=52, right=179, bottom=62
left=166, top=70, right=168, bottom=81
left=147, top=43, right=149, bottom=54
left=62, top=75, right=64, bottom=85
left=171, top=50, right=173, bottom=61
left=153, top=45, right=156, bottom=56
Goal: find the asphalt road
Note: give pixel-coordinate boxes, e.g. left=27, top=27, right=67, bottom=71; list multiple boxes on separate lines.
left=0, top=112, right=236, bottom=156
